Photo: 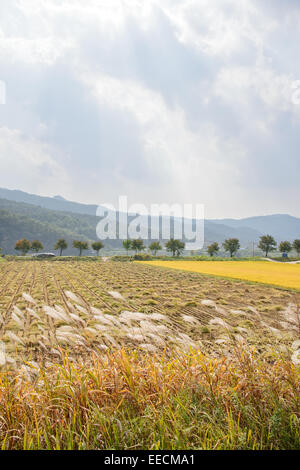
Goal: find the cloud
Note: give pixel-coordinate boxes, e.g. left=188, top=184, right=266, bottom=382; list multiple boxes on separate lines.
left=0, top=127, right=69, bottom=195
left=0, top=0, right=299, bottom=218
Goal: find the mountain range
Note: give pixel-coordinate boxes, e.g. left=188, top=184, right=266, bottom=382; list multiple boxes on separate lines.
left=0, top=187, right=299, bottom=255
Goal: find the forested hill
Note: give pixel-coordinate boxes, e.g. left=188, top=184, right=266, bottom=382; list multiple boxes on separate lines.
left=0, top=188, right=99, bottom=215
left=0, top=199, right=107, bottom=254
left=0, top=197, right=100, bottom=238
left=0, top=196, right=254, bottom=255
left=0, top=209, right=77, bottom=254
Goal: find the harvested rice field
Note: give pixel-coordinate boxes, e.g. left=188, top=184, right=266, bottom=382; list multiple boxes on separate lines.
left=0, top=259, right=299, bottom=450
left=139, top=260, right=300, bottom=291
left=0, top=259, right=299, bottom=362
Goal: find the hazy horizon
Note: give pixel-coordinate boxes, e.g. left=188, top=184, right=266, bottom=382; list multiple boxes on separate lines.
left=1, top=185, right=299, bottom=222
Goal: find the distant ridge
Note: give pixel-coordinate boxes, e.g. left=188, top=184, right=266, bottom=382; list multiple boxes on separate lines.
left=211, top=214, right=300, bottom=241
left=0, top=188, right=99, bottom=216
left=0, top=187, right=299, bottom=255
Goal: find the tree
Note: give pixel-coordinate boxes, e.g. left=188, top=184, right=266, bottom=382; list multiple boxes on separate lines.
left=293, top=239, right=300, bottom=256
left=31, top=240, right=43, bottom=253
left=122, top=239, right=132, bottom=255
left=15, top=238, right=31, bottom=255
left=72, top=240, right=89, bottom=256
left=54, top=239, right=68, bottom=256
left=91, top=241, right=104, bottom=256
left=131, top=239, right=145, bottom=253
left=258, top=235, right=277, bottom=257
left=279, top=241, right=292, bottom=256
left=165, top=239, right=185, bottom=257
left=149, top=241, right=162, bottom=256
left=223, top=238, right=240, bottom=258
left=207, top=242, right=219, bottom=257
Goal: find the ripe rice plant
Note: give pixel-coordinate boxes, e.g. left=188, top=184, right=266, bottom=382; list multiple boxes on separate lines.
left=140, top=260, right=300, bottom=291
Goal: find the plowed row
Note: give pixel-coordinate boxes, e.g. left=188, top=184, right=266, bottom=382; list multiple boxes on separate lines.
left=0, top=260, right=299, bottom=365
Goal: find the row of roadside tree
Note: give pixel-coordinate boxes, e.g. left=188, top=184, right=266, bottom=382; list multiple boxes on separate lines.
left=123, top=239, right=185, bottom=256
left=124, top=236, right=300, bottom=258
left=13, top=238, right=185, bottom=257
left=257, top=235, right=300, bottom=257
left=11, top=234, right=300, bottom=258
left=14, top=238, right=104, bottom=256
left=207, top=236, right=300, bottom=257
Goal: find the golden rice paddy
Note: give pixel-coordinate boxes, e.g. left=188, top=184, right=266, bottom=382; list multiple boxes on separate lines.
left=139, top=260, right=300, bottom=291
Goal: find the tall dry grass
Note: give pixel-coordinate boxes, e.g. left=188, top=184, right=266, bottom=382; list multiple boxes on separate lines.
left=0, top=346, right=299, bottom=450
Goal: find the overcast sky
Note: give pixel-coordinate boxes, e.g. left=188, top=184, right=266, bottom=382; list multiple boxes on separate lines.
left=0, top=0, right=300, bottom=219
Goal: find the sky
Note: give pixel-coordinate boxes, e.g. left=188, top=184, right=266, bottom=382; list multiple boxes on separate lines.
left=0, top=0, right=300, bottom=219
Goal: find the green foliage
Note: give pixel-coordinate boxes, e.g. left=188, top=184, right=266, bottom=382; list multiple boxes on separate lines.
left=91, top=241, right=104, bottom=256
left=31, top=240, right=43, bottom=253
left=149, top=241, right=162, bottom=255
left=72, top=240, right=89, bottom=256
left=279, top=241, right=292, bottom=254
left=133, top=253, right=153, bottom=260
left=15, top=238, right=31, bottom=255
left=131, top=239, right=145, bottom=253
left=54, top=238, right=68, bottom=256
left=293, top=239, right=300, bottom=256
left=258, top=235, right=277, bottom=257
left=122, top=239, right=132, bottom=254
left=207, top=242, right=219, bottom=257
left=165, top=239, right=185, bottom=257
left=222, top=238, right=240, bottom=257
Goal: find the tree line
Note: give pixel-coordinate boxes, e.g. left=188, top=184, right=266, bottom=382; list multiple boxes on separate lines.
left=12, top=237, right=186, bottom=257
left=206, top=236, right=300, bottom=258
left=11, top=234, right=300, bottom=258
left=257, top=236, right=300, bottom=257
left=14, top=238, right=105, bottom=256
left=123, top=239, right=185, bottom=257
left=126, top=236, right=300, bottom=258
